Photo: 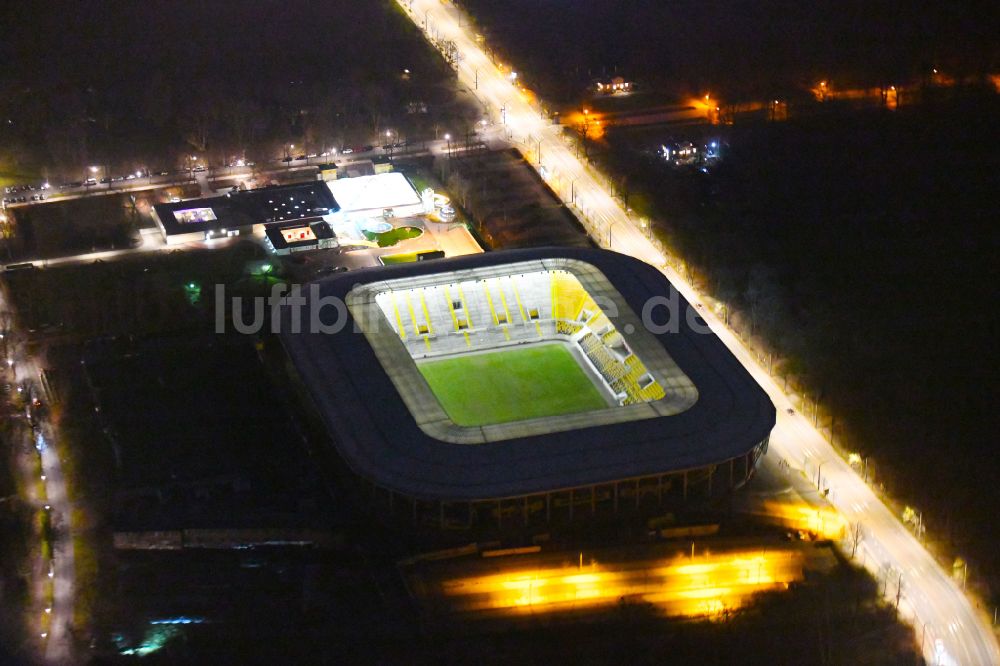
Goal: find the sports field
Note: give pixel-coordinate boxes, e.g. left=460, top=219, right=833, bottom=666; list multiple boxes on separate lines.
left=418, top=343, right=608, bottom=426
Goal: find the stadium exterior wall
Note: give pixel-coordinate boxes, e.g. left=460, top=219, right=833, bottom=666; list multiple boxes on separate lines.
left=361, top=438, right=769, bottom=529
left=280, top=247, right=776, bottom=525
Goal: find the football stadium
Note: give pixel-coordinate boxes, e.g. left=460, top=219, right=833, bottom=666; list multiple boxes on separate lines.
left=281, top=248, right=775, bottom=528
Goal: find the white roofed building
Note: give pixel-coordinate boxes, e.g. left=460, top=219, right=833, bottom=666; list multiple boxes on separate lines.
left=325, top=172, right=427, bottom=223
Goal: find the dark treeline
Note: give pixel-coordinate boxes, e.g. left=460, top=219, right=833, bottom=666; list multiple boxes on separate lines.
left=135, top=565, right=919, bottom=664
left=459, top=0, right=999, bottom=103
left=593, top=93, right=1000, bottom=596
left=459, top=0, right=1000, bottom=603
left=0, top=0, right=475, bottom=180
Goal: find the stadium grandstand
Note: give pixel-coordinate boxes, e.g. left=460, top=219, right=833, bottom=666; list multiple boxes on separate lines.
left=281, top=248, right=775, bottom=528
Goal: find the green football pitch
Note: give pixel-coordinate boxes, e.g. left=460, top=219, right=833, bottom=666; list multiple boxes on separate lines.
left=418, top=343, right=608, bottom=426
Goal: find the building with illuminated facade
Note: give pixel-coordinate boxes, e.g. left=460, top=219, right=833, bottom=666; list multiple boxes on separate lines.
left=280, top=248, right=775, bottom=528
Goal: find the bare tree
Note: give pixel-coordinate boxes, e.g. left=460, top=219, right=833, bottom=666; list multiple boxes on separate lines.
left=848, top=521, right=863, bottom=558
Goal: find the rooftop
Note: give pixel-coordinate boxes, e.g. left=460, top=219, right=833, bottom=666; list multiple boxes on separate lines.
left=264, top=220, right=336, bottom=251
left=280, top=248, right=775, bottom=500
left=153, top=181, right=339, bottom=237
left=325, top=171, right=422, bottom=217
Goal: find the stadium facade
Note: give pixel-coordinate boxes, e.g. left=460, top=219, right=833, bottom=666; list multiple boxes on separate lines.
left=281, top=248, right=775, bottom=527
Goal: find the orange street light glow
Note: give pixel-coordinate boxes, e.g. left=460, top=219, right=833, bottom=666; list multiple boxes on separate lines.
left=434, top=548, right=804, bottom=618
left=762, top=501, right=847, bottom=540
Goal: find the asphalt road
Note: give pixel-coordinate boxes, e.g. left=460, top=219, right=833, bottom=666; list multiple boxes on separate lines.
left=399, top=1, right=1000, bottom=663
left=36, top=417, right=73, bottom=663
left=0, top=278, right=76, bottom=663
left=1, top=145, right=435, bottom=210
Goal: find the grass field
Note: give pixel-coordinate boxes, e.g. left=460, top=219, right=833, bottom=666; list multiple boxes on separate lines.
left=418, top=343, right=607, bottom=426
left=379, top=252, right=419, bottom=265
left=363, top=225, right=423, bottom=247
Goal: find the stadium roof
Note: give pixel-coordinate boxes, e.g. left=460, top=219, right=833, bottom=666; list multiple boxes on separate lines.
left=280, top=248, right=775, bottom=501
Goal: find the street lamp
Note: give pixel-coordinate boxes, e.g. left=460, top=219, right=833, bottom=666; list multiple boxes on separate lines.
left=639, top=217, right=650, bottom=239
left=444, top=133, right=452, bottom=158
left=815, top=460, right=827, bottom=489
left=385, top=130, right=396, bottom=161
left=607, top=219, right=618, bottom=248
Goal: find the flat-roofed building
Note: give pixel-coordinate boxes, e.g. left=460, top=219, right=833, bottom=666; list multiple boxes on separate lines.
left=151, top=182, right=340, bottom=245
left=325, top=171, right=426, bottom=222
left=264, top=220, right=337, bottom=255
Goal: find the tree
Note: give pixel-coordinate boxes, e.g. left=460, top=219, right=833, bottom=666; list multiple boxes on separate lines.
left=848, top=522, right=863, bottom=558
left=227, top=99, right=268, bottom=156
left=744, top=264, right=781, bottom=336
